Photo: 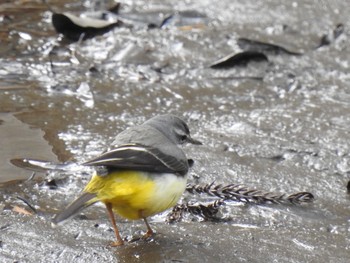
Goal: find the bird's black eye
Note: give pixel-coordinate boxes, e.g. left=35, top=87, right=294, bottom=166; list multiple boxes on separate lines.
left=180, top=135, right=187, bottom=142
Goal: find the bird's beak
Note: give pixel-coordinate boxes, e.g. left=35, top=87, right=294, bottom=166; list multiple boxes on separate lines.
left=187, top=136, right=202, bottom=145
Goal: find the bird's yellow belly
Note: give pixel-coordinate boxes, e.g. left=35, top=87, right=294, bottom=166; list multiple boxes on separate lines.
left=84, top=171, right=187, bottom=220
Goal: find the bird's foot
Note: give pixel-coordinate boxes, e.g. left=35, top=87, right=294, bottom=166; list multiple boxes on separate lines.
left=142, top=229, right=155, bottom=240
left=127, top=230, right=155, bottom=243
left=109, top=239, right=125, bottom=247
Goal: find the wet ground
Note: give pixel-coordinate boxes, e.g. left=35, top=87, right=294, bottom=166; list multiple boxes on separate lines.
left=1, top=0, right=350, bottom=262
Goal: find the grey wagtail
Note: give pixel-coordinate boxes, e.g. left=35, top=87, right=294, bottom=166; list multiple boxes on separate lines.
left=53, top=114, right=202, bottom=246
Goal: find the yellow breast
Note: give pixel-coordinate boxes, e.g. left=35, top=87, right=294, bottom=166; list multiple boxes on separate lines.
left=83, top=171, right=187, bottom=220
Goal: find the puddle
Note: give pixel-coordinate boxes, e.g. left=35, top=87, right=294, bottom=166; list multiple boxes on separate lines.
left=0, top=113, right=57, bottom=183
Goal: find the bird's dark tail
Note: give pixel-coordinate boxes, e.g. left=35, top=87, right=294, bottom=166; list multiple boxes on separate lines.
left=52, top=192, right=97, bottom=224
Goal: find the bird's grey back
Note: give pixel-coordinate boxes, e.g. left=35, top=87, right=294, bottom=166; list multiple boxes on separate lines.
left=110, top=123, right=188, bottom=168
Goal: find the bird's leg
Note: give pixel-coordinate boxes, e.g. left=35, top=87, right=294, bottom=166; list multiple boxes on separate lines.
left=105, top=202, right=124, bottom=246
left=142, top=217, right=154, bottom=239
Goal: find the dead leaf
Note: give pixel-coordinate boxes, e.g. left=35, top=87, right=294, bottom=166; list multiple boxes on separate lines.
left=12, top=205, right=33, bottom=216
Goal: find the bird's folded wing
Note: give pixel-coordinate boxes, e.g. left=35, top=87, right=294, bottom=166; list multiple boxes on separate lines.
left=82, top=144, right=188, bottom=175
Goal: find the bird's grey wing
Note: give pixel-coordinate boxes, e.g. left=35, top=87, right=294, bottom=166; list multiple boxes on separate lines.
left=82, top=144, right=189, bottom=175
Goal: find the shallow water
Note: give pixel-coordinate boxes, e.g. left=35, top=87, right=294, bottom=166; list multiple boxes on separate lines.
left=0, top=0, right=350, bottom=262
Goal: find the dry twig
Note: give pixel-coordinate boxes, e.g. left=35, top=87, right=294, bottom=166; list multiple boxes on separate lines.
left=167, top=200, right=225, bottom=223
left=166, top=182, right=314, bottom=222
left=186, top=182, right=314, bottom=205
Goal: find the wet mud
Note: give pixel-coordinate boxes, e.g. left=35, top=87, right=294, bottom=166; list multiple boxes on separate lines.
left=1, top=0, right=349, bottom=262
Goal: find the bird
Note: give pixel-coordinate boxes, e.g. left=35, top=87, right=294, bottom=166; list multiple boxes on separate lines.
left=52, top=114, right=202, bottom=246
